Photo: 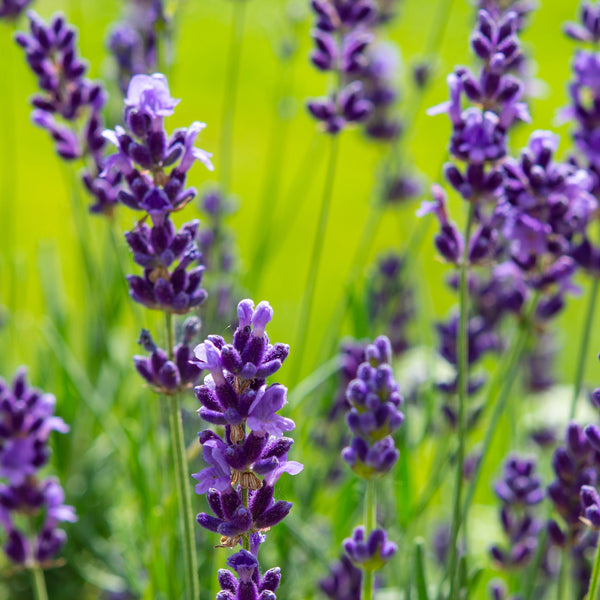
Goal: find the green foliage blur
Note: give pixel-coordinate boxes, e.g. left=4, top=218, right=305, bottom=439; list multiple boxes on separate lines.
left=0, top=0, right=598, bottom=598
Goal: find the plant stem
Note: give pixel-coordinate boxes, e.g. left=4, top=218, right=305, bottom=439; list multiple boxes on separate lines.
left=242, top=486, right=250, bottom=551
left=291, top=135, right=340, bottom=383
left=165, top=312, right=199, bottom=600
left=556, top=549, right=567, bottom=600
left=588, top=536, right=600, bottom=600
left=219, top=0, right=247, bottom=196
left=362, top=479, right=376, bottom=600
left=447, top=202, right=475, bottom=600
left=570, top=276, right=599, bottom=419
left=30, top=564, right=49, bottom=600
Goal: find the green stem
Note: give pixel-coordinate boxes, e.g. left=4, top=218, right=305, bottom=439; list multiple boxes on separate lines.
left=242, top=486, right=250, bottom=551
left=556, top=548, right=567, bottom=600
left=290, top=135, right=340, bottom=384
left=362, top=480, right=376, bottom=600
left=447, top=203, right=475, bottom=600
left=30, top=564, right=49, bottom=600
left=165, top=312, right=199, bottom=600
left=570, top=276, right=600, bottom=420
left=219, top=0, right=247, bottom=196
left=588, top=536, right=600, bottom=600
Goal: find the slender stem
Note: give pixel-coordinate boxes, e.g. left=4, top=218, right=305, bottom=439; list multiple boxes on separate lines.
left=30, top=564, right=49, bottom=600
left=219, top=0, right=247, bottom=196
left=291, top=135, right=340, bottom=383
left=570, top=276, right=600, bottom=419
left=165, top=312, right=199, bottom=600
left=556, top=549, right=567, bottom=600
left=242, top=486, right=250, bottom=551
left=362, top=480, right=376, bottom=600
left=587, top=536, right=600, bottom=600
left=447, top=203, right=475, bottom=600
left=522, top=517, right=548, bottom=600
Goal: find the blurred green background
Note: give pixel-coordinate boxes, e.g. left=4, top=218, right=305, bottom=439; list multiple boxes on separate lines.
left=1, top=0, right=599, bottom=598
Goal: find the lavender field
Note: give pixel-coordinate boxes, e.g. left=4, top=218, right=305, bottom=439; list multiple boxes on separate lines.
left=1, top=0, right=599, bottom=599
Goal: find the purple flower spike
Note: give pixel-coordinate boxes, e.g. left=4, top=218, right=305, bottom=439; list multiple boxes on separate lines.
left=343, top=526, right=397, bottom=571
left=217, top=549, right=281, bottom=600
left=0, top=370, right=76, bottom=566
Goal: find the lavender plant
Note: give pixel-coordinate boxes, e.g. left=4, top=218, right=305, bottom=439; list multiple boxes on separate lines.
left=102, top=71, right=213, bottom=600
left=563, top=1, right=600, bottom=418
left=15, top=12, right=112, bottom=215
left=340, top=335, right=401, bottom=600
left=0, top=369, right=76, bottom=600
left=191, top=299, right=302, bottom=593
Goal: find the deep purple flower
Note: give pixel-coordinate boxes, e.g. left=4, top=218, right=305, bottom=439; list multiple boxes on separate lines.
left=125, top=218, right=207, bottom=313
left=343, top=526, right=397, bottom=570
left=16, top=12, right=112, bottom=214
left=133, top=319, right=202, bottom=393
left=216, top=549, right=281, bottom=600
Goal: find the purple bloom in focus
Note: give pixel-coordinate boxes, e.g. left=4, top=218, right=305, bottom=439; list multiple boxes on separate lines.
left=581, top=485, right=600, bottom=530
left=217, top=549, right=281, bottom=599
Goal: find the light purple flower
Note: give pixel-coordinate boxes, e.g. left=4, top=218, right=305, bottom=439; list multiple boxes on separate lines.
left=247, top=385, right=295, bottom=437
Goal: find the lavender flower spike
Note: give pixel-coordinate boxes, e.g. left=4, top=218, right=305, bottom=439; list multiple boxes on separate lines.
left=0, top=369, right=76, bottom=567
left=0, top=0, right=31, bottom=20
left=217, top=549, right=281, bottom=600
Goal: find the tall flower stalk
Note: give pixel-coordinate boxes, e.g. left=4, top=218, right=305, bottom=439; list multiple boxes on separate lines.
left=341, top=336, right=402, bottom=600
left=102, top=72, right=213, bottom=599
left=0, top=369, right=77, bottom=600
left=191, top=299, right=302, bottom=593
left=424, top=6, right=534, bottom=595
left=563, top=2, right=600, bottom=418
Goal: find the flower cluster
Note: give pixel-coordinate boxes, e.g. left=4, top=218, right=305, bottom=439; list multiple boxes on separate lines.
left=102, top=73, right=211, bottom=313
left=489, top=456, right=543, bottom=569
left=307, top=0, right=375, bottom=133
left=108, top=0, right=167, bottom=95
left=0, top=370, right=76, bottom=566
left=192, top=299, right=302, bottom=548
left=133, top=318, right=202, bottom=395
left=342, top=335, right=403, bottom=480
left=216, top=548, right=281, bottom=600
left=16, top=12, right=110, bottom=213
left=343, top=526, right=397, bottom=571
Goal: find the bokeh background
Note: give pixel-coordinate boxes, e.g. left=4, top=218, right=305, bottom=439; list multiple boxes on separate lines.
left=0, top=0, right=597, bottom=598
